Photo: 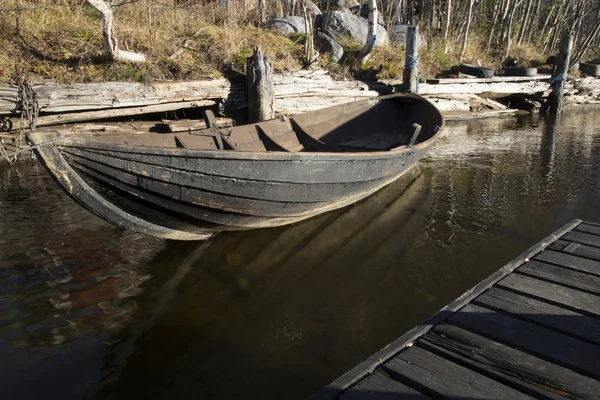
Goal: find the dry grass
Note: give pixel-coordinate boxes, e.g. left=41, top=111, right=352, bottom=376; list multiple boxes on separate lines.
left=0, top=0, right=303, bottom=83
left=0, top=0, right=548, bottom=84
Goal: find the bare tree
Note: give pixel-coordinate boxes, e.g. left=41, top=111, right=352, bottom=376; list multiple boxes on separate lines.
left=359, top=0, right=378, bottom=64
left=86, top=0, right=146, bottom=63
left=459, top=0, right=475, bottom=61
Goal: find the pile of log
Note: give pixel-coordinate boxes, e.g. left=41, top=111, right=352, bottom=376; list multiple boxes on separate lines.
left=1, top=68, right=598, bottom=132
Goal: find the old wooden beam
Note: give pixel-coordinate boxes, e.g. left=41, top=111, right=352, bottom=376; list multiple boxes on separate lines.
left=8, top=100, right=214, bottom=128
left=247, top=46, right=274, bottom=123
left=550, top=34, right=573, bottom=114
left=402, top=26, right=419, bottom=93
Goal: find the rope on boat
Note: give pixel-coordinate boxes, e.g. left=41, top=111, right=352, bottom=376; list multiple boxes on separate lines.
left=0, top=138, right=59, bottom=164
left=406, top=54, right=420, bottom=92
left=1, top=69, right=41, bottom=165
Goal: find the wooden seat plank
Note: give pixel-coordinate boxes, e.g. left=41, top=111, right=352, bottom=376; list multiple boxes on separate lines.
left=174, top=135, right=218, bottom=150
left=383, top=346, right=532, bottom=399
left=256, top=121, right=304, bottom=152
left=422, top=323, right=600, bottom=400
left=340, top=370, right=429, bottom=400
left=517, top=260, right=600, bottom=295
left=449, top=304, right=600, bottom=379
left=563, top=231, right=600, bottom=249
left=474, top=287, right=600, bottom=345
left=293, top=100, right=373, bottom=140
left=497, top=273, right=600, bottom=316
left=534, top=249, right=600, bottom=276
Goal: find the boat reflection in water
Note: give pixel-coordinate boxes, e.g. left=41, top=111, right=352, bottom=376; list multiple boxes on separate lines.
left=1, top=111, right=600, bottom=399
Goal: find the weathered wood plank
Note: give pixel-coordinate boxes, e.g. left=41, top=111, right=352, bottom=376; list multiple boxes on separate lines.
left=547, top=241, right=600, bottom=263
left=339, top=370, right=429, bottom=400
left=563, top=231, right=600, bottom=249
left=422, top=323, right=600, bottom=400
left=575, top=223, right=600, bottom=236
left=449, top=304, right=600, bottom=379
left=425, top=75, right=552, bottom=84
left=497, top=273, right=600, bottom=316
left=474, top=287, right=600, bottom=345
left=534, top=249, right=600, bottom=276
left=8, top=100, right=215, bottom=128
left=517, top=260, right=600, bottom=295
left=383, top=346, right=532, bottom=399
left=308, top=220, right=582, bottom=400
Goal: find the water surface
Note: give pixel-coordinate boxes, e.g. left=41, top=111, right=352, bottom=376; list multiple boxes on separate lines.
left=1, top=110, right=599, bottom=399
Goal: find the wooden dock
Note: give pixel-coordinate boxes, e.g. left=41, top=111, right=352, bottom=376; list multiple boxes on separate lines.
left=310, top=219, right=600, bottom=399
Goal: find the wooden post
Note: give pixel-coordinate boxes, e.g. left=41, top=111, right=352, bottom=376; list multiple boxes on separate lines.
left=247, top=46, right=274, bottom=123
left=549, top=34, right=573, bottom=114
left=402, top=26, right=419, bottom=93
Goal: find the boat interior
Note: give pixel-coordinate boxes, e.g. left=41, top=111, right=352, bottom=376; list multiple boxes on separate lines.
left=86, top=95, right=443, bottom=153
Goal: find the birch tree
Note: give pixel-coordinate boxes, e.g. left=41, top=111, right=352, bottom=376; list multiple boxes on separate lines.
left=359, top=0, right=378, bottom=64
left=86, top=0, right=146, bottom=63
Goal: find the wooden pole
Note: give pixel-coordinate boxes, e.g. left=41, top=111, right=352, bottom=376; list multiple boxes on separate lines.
left=247, top=46, right=274, bottom=123
left=402, top=26, right=419, bottom=93
left=549, top=34, right=573, bottom=114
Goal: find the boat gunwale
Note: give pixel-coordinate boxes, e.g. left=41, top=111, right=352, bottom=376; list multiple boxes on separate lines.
left=29, top=95, right=444, bottom=161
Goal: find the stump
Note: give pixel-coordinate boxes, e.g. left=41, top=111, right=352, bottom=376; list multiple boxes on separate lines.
left=247, top=46, right=274, bottom=123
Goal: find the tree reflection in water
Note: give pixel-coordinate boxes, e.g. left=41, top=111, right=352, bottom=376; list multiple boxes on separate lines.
left=0, top=110, right=599, bottom=399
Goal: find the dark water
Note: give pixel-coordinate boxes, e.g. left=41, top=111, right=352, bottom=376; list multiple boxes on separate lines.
left=1, top=110, right=600, bottom=399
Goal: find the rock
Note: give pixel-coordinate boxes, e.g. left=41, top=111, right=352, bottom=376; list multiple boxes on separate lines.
left=322, top=9, right=388, bottom=47
left=267, top=16, right=308, bottom=34
left=389, top=24, right=426, bottom=48
left=329, top=0, right=360, bottom=9
left=315, top=30, right=344, bottom=62
left=281, top=0, right=322, bottom=16
left=359, top=3, right=385, bottom=25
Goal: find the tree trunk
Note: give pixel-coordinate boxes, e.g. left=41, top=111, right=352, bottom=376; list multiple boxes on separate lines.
left=443, top=0, right=452, bottom=53
left=86, top=0, right=146, bottom=63
left=504, top=0, right=523, bottom=59
left=517, top=0, right=531, bottom=44
left=459, top=0, right=475, bottom=61
left=359, top=0, right=378, bottom=64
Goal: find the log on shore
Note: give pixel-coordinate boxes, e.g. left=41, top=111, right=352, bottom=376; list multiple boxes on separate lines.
left=7, top=100, right=215, bottom=128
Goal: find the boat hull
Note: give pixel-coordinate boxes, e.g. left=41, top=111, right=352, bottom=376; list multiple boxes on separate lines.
left=29, top=95, right=443, bottom=240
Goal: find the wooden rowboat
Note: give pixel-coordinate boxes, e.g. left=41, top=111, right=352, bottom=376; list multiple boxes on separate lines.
left=28, top=93, right=443, bottom=240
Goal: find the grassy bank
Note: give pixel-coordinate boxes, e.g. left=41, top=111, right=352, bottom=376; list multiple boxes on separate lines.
left=0, top=0, right=551, bottom=84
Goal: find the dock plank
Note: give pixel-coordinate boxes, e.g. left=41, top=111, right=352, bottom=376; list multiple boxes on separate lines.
left=534, top=249, right=600, bottom=276
left=383, top=346, right=532, bottom=399
left=339, top=370, right=429, bottom=400
left=574, top=223, right=600, bottom=237
left=449, top=304, right=600, bottom=379
left=517, top=260, right=600, bottom=295
left=311, top=220, right=600, bottom=400
left=548, top=241, right=600, bottom=262
left=563, top=231, right=600, bottom=249
left=497, top=273, right=600, bottom=316
left=474, top=287, right=600, bottom=345
left=421, top=323, right=600, bottom=400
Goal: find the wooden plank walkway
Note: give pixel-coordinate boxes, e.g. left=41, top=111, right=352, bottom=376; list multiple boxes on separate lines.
left=309, top=219, right=600, bottom=400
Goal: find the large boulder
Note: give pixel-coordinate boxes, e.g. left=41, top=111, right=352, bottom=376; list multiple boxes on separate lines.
left=280, top=0, right=322, bottom=16
left=322, top=9, right=388, bottom=46
left=315, top=30, right=344, bottom=62
left=388, top=24, right=426, bottom=48
left=267, top=16, right=308, bottom=34
left=329, top=0, right=360, bottom=8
